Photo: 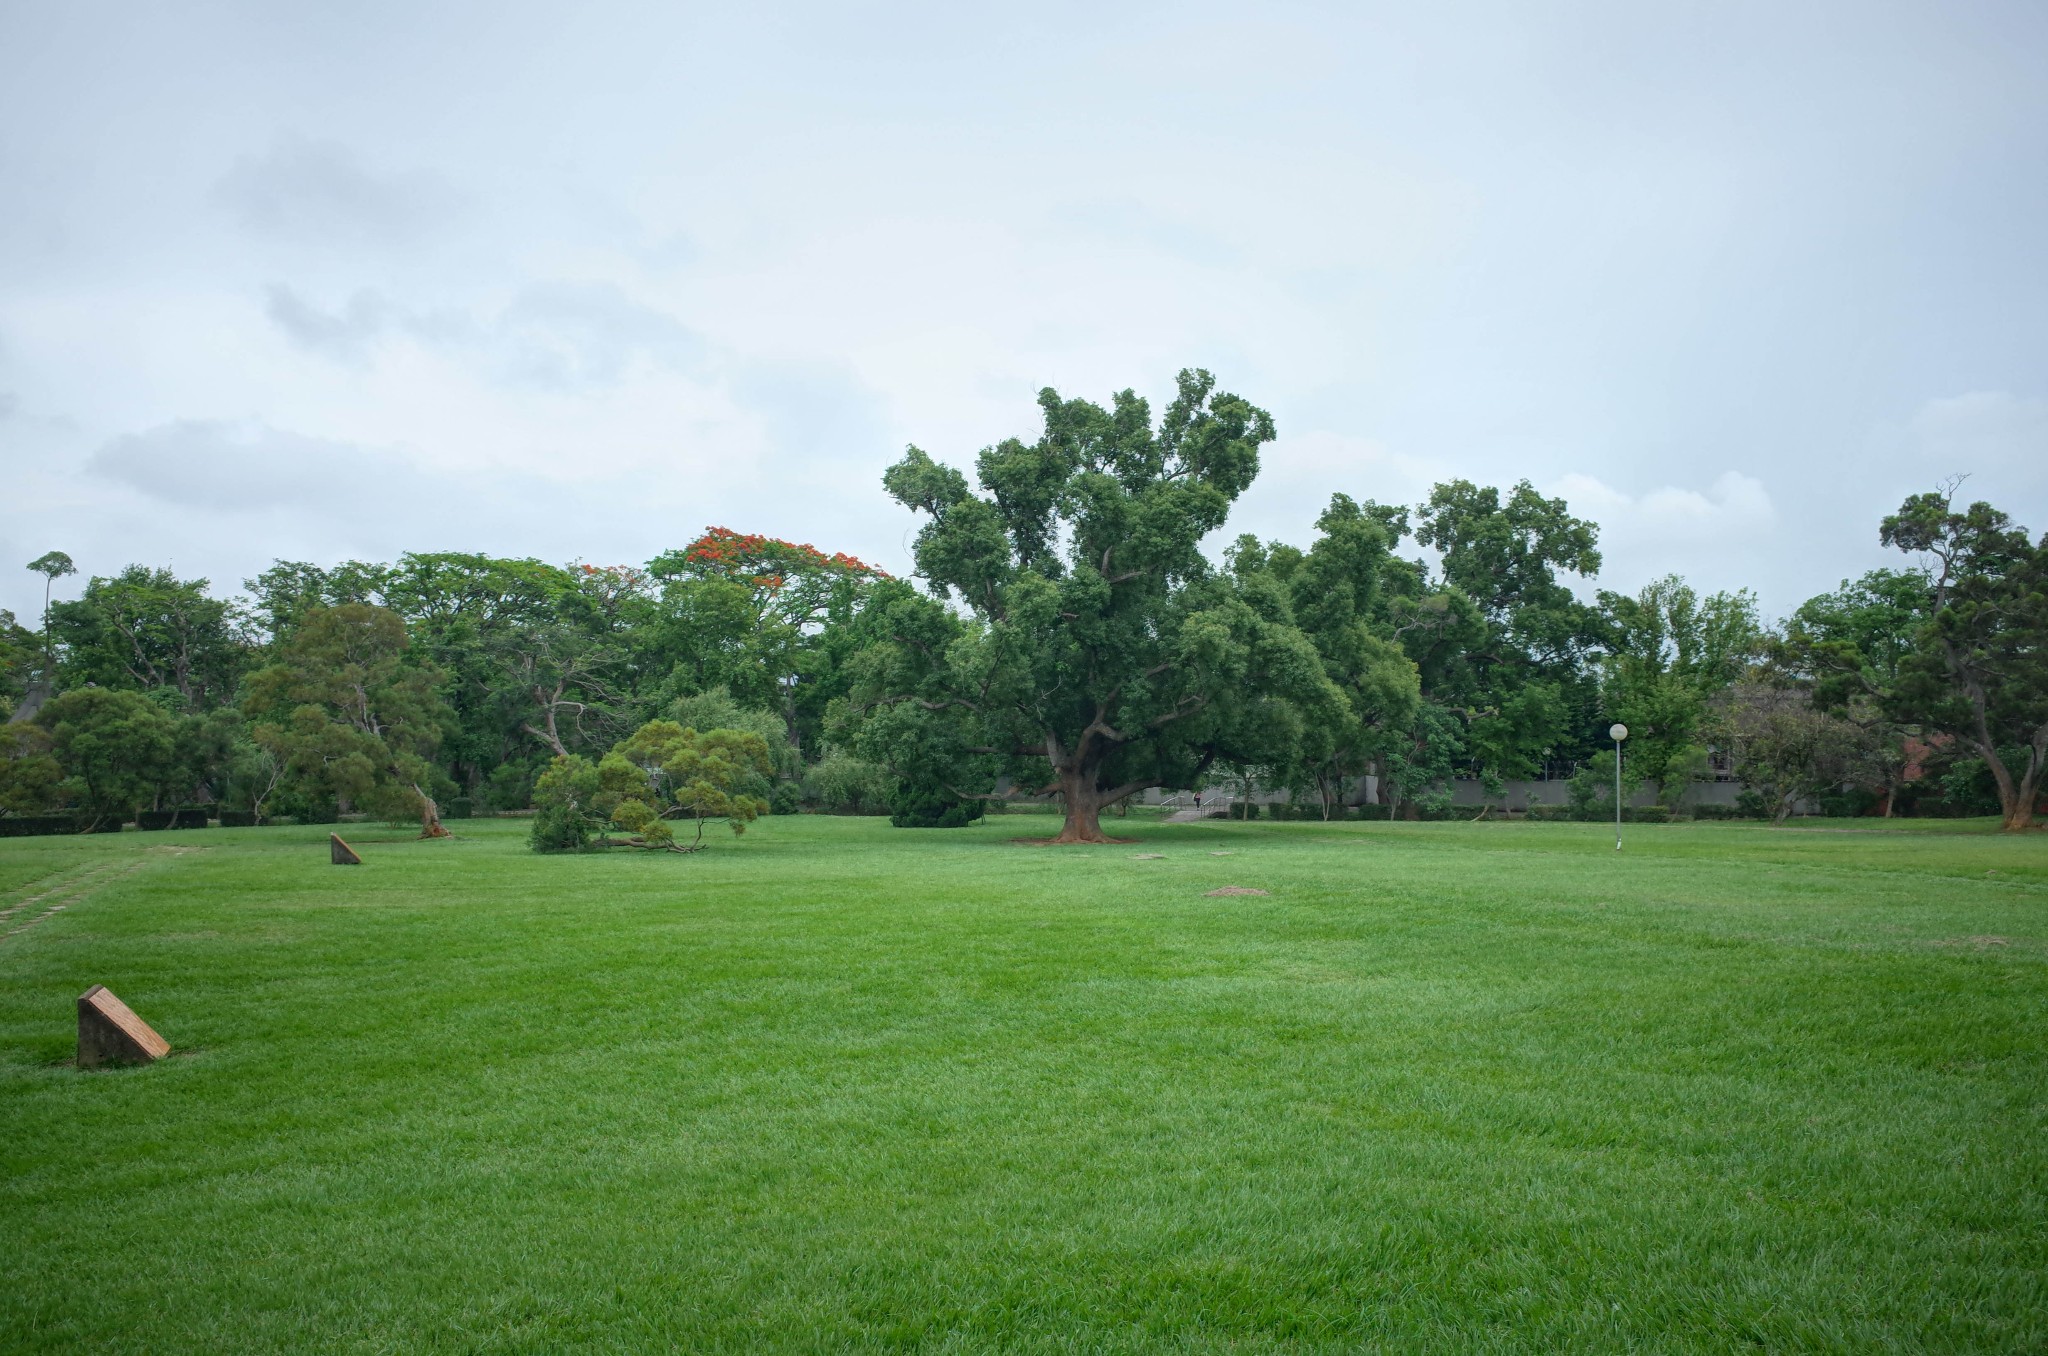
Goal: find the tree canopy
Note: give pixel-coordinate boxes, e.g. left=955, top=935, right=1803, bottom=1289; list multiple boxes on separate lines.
left=1, top=382, right=2038, bottom=837
left=852, top=369, right=1334, bottom=843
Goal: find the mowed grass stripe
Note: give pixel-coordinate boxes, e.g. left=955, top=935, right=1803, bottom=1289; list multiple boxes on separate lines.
left=0, top=815, right=2042, bottom=1353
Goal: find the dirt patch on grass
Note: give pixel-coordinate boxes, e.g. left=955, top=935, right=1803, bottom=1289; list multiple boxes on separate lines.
left=1206, top=886, right=1270, bottom=896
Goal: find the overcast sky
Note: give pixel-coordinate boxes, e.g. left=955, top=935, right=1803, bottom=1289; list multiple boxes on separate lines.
left=2, top=0, right=2044, bottom=626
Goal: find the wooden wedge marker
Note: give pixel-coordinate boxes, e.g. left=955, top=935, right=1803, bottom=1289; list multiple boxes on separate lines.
left=77, top=985, right=170, bottom=1068
left=330, top=833, right=362, bottom=865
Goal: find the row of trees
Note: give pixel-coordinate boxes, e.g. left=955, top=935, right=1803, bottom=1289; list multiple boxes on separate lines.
left=3, top=370, right=2043, bottom=842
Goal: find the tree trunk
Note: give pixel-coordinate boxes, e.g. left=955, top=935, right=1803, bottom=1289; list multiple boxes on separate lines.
left=408, top=780, right=451, bottom=839
left=2001, top=750, right=2041, bottom=832
left=1051, top=769, right=1110, bottom=844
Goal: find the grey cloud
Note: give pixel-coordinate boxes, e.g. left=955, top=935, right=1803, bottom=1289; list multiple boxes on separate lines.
left=264, top=285, right=392, bottom=363
left=216, top=137, right=464, bottom=248
left=60, top=415, right=722, bottom=598
left=491, top=282, right=705, bottom=389
left=88, top=419, right=404, bottom=511
left=261, top=278, right=702, bottom=389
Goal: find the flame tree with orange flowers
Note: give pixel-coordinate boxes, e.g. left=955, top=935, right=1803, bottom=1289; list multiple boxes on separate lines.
left=647, top=528, right=890, bottom=755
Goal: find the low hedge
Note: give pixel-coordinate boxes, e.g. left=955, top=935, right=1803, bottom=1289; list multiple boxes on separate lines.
left=216, top=810, right=258, bottom=828
left=174, top=807, right=209, bottom=829
left=136, top=810, right=175, bottom=831
left=0, top=815, right=94, bottom=838
left=1527, top=804, right=1672, bottom=824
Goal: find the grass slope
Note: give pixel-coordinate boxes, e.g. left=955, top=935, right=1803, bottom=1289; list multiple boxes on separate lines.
left=1, top=816, right=2043, bottom=1353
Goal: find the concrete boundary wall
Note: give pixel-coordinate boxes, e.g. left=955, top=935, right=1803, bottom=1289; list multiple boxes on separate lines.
left=1135, top=779, right=1753, bottom=810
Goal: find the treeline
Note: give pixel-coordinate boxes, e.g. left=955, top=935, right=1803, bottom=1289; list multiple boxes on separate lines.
left=2, top=371, right=2043, bottom=842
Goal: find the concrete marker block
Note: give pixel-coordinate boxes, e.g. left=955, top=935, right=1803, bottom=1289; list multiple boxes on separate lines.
left=77, top=985, right=170, bottom=1068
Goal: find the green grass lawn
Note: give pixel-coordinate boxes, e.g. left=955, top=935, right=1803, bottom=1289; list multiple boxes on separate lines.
left=2, top=814, right=2043, bottom=1353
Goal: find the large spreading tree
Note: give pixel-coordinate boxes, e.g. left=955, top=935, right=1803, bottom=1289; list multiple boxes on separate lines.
left=1879, top=488, right=2047, bottom=831
left=243, top=604, right=456, bottom=837
left=855, top=369, right=1334, bottom=843
left=48, top=564, right=247, bottom=709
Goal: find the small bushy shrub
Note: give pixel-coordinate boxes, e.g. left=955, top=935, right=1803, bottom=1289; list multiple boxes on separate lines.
left=889, top=785, right=981, bottom=828
left=1816, top=787, right=1878, bottom=818
left=444, top=797, right=473, bottom=820
left=802, top=751, right=892, bottom=815
left=770, top=783, right=803, bottom=816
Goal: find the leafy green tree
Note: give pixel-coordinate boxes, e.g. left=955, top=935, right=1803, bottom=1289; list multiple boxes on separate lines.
left=667, top=687, right=799, bottom=781
left=495, top=618, right=633, bottom=759
left=49, top=565, right=248, bottom=709
left=35, top=688, right=179, bottom=825
left=0, top=608, right=40, bottom=721
left=613, top=720, right=773, bottom=838
left=1711, top=680, right=1880, bottom=825
left=647, top=528, right=888, bottom=754
left=529, top=750, right=645, bottom=852
left=1416, top=479, right=1602, bottom=671
left=1598, top=574, right=1766, bottom=802
left=608, top=720, right=774, bottom=847
left=856, top=369, right=1332, bottom=843
left=1391, top=479, right=1606, bottom=797
left=1228, top=496, right=1423, bottom=816
left=844, top=701, right=990, bottom=828
left=243, top=604, right=456, bottom=837
left=1878, top=488, right=2048, bottom=830
left=1780, top=568, right=1934, bottom=815
left=243, top=559, right=394, bottom=643
left=0, top=723, right=65, bottom=815
left=25, top=550, right=75, bottom=686
left=800, top=746, right=895, bottom=815
left=374, top=552, right=583, bottom=792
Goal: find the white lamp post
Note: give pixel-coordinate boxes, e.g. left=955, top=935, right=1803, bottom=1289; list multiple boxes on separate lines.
left=1609, top=723, right=1629, bottom=850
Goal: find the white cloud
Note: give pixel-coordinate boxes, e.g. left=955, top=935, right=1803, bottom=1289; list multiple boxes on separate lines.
left=1555, top=470, right=1775, bottom=544
left=1544, top=470, right=1778, bottom=602
left=1223, top=429, right=1440, bottom=549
